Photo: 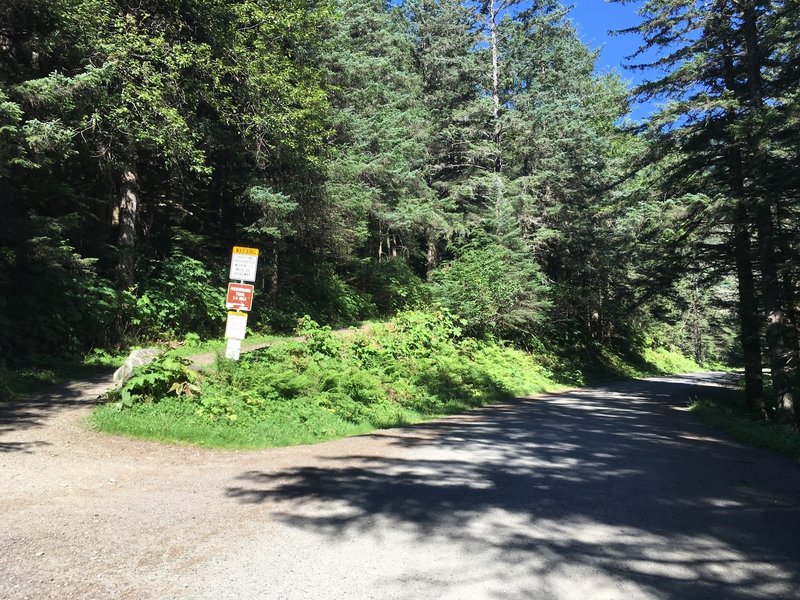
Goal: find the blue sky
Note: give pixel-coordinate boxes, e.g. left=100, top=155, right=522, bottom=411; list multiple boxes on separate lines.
left=568, top=1, right=643, bottom=74
left=566, top=1, right=657, bottom=119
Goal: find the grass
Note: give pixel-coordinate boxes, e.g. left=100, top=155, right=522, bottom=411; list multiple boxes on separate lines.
left=168, top=333, right=283, bottom=360
left=91, top=394, right=428, bottom=449
left=641, top=346, right=704, bottom=375
left=91, top=313, right=708, bottom=450
left=536, top=342, right=704, bottom=388
left=690, top=394, right=800, bottom=461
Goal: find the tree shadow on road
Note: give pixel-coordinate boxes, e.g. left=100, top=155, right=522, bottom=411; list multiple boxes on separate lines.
left=226, top=374, right=800, bottom=599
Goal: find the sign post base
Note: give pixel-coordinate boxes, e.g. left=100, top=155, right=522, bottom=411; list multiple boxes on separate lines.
left=225, top=338, right=242, bottom=361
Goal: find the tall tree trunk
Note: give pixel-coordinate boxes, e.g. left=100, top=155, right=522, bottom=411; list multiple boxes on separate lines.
left=756, top=203, right=796, bottom=425
left=741, top=2, right=797, bottom=425
left=426, top=234, right=437, bottom=273
left=487, top=0, right=499, bottom=122
left=486, top=0, right=503, bottom=176
left=269, top=245, right=278, bottom=307
left=720, top=12, right=765, bottom=415
left=690, top=276, right=704, bottom=365
left=775, top=199, right=800, bottom=384
left=117, top=166, right=139, bottom=288
left=733, top=212, right=766, bottom=416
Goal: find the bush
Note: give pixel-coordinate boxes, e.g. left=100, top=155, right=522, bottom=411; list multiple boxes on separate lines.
left=296, top=315, right=342, bottom=357
left=0, top=236, right=124, bottom=361
left=382, top=310, right=463, bottom=359
left=430, top=242, right=549, bottom=337
left=270, top=261, right=376, bottom=330
left=134, top=251, right=225, bottom=340
left=102, top=353, right=199, bottom=411
left=360, top=258, right=427, bottom=315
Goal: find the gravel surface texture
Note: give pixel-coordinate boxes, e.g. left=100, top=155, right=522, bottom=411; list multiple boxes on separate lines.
left=1, top=372, right=799, bottom=599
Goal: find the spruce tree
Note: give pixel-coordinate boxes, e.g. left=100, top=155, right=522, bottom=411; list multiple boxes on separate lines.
left=406, top=0, right=482, bottom=270
left=615, top=0, right=800, bottom=422
left=324, top=0, right=433, bottom=263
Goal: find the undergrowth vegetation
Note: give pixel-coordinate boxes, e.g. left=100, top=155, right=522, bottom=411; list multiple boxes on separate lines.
left=92, top=311, right=702, bottom=448
left=691, top=397, right=800, bottom=461
left=103, top=354, right=200, bottom=410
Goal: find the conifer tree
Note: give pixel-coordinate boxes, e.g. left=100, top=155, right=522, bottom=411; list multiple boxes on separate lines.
left=325, top=0, right=433, bottom=262
left=406, top=0, right=482, bottom=269
left=615, top=0, right=800, bottom=422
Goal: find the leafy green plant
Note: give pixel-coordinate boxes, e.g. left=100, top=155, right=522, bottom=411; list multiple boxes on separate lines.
left=360, top=258, right=428, bottom=315
left=134, top=251, right=225, bottom=340
left=83, top=348, right=125, bottom=367
left=430, top=242, right=550, bottom=337
left=382, top=310, right=462, bottom=359
left=182, top=332, right=202, bottom=348
left=0, top=235, right=125, bottom=360
left=296, top=316, right=342, bottom=357
left=103, top=354, right=199, bottom=410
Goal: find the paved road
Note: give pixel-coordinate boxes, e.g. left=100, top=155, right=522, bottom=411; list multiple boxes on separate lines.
left=1, top=372, right=799, bottom=599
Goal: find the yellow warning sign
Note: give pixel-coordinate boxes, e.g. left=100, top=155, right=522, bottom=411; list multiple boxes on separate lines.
left=232, top=246, right=259, bottom=256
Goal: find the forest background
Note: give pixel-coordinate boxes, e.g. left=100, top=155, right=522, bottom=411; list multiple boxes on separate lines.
left=1, top=0, right=798, bottom=428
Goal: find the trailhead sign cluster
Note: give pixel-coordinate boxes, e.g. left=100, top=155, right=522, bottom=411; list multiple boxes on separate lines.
left=224, top=246, right=259, bottom=360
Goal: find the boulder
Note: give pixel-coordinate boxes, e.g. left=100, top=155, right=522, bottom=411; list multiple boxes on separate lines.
left=112, top=348, right=164, bottom=388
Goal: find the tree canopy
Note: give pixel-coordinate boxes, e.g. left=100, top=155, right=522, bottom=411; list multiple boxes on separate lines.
left=1, top=0, right=799, bottom=426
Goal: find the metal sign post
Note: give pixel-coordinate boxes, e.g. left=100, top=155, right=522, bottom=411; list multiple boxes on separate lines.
left=224, top=246, right=259, bottom=360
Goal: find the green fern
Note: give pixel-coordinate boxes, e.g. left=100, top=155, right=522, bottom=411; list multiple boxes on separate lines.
left=105, top=354, right=199, bottom=411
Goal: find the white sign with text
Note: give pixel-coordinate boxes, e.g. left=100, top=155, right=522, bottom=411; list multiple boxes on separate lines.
left=229, top=246, right=259, bottom=282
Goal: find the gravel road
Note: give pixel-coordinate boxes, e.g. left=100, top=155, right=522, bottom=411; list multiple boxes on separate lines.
left=1, top=372, right=799, bottom=599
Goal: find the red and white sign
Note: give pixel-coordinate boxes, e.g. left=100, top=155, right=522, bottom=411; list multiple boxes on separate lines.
left=226, top=283, right=255, bottom=311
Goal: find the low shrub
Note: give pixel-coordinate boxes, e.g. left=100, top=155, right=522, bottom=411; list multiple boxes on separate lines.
left=92, top=310, right=704, bottom=449
left=268, top=261, right=376, bottom=330
left=93, top=311, right=568, bottom=447
left=102, top=354, right=199, bottom=411
left=360, top=258, right=428, bottom=315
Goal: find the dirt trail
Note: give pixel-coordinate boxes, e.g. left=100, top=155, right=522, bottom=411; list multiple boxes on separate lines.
left=0, top=372, right=405, bottom=599
left=188, top=341, right=274, bottom=367
left=188, top=323, right=375, bottom=367
left=2, top=372, right=799, bottom=600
